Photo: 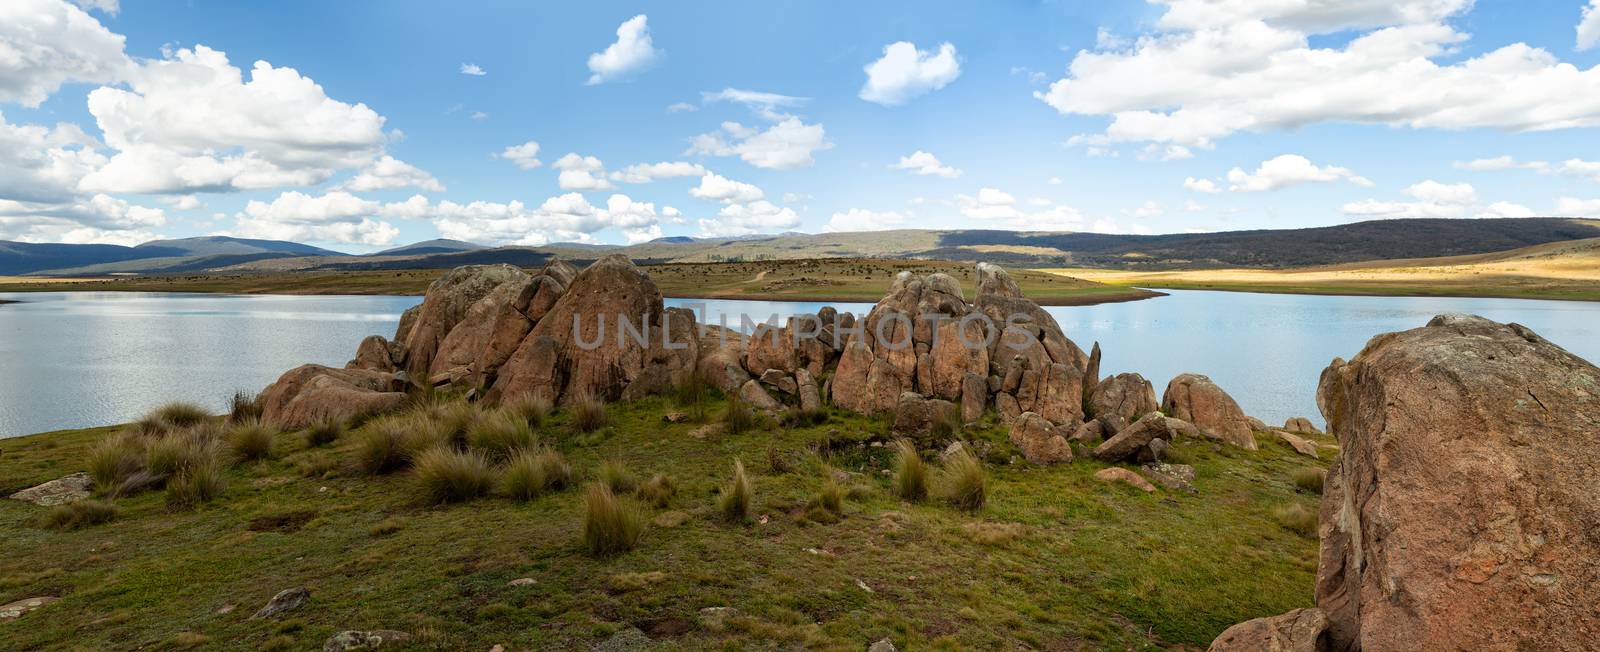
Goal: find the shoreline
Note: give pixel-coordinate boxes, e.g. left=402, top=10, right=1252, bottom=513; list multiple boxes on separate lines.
left=1109, top=281, right=1600, bottom=303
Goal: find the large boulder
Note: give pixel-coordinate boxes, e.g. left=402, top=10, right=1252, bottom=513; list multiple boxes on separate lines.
left=892, top=392, right=957, bottom=438
left=697, top=326, right=751, bottom=394
left=1314, top=314, right=1600, bottom=652
left=973, top=262, right=1088, bottom=371
left=260, top=365, right=407, bottom=429
left=398, top=264, right=528, bottom=376
left=1162, top=373, right=1257, bottom=450
left=9, top=472, right=92, bottom=507
left=346, top=335, right=398, bottom=372
left=1087, top=373, right=1158, bottom=422
left=1208, top=608, right=1327, bottom=652
left=1091, top=412, right=1175, bottom=462
left=1008, top=412, right=1072, bottom=464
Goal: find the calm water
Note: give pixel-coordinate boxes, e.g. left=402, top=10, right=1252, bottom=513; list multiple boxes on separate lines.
left=3, top=290, right=1597, bottom=436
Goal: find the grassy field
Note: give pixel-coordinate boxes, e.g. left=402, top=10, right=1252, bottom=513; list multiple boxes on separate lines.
left=0, top=393, right=1328, bottom=651
left=0, top=259, right=1161, bottom=306
left=1046, top=237, right=1600, bottom=302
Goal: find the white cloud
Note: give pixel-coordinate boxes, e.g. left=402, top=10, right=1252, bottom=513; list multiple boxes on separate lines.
left=0, top=0, right=132, bottom=107
left=859, top=41, right=961, bottom=106
left=890, top=150, right=962, bottom=178
left=69, top=0, right=119, bottom=13
left=1048, top=177, right=1063, bottom=185
left=225, top=190, right=419, bottom=246
left=781, top=192, right=810, bottom=204
left=470, top=111, right=489, bottom=121
left=1037, top=2, right=1600, bottom=147
left=586, top=14, right=659, bottom=85
left=956, top=187, right=1021, bottom=220
left=1557, top=197, right=1600, bottom=215
left=400, top=192, right=669, bottom=246
left=611, top=161, right=705, bottom=183
left=701, top=88, right=808, bottom=120
left=460, top=63, right=486, bottom=76
left=0, top=112, right=106, bottom=204
left=1225, top=154, right=1372, bottom=192
left=1183, top=177, right=1220, bottom=193
left=688, top=173, right=764, bottom=204
left=1343, top=180, right=1479, bottom=218
left=0, top=193, right=165, bottom=244
left=1550, top=158, right=1600, bottom=182
left=335, top=155, right=444, bottom=192
left=1453, top=156, right=1548, bottom=171
left=1581, top=1, right=1600, bottom=50
left=666, top=102, right=698, bottom=113
left=162, top=195, right=203, bottom=211
left=1184, top=199, right=1205, bottom=212
left=1452, top=156, right=1600, bottom=182
left=552, top=153, right=616, bottom=191
left=687, top=117, right=832, bottom=169
left=823, top=208, right=907, bottom=232
left=697, top=200, right=799, bottom=237
left=496, top=141, right=543, bottom=170
left=1479, top=201, right=1536, bottom=218
left=1128, top=200, right=1164, bottom=218
left=79, top=45, right=387, bottom=194
left=1140, top=144, right=1194, bottom=161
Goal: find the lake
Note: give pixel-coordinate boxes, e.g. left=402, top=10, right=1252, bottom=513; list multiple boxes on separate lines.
left=3, top=290, right=1598, bottom=437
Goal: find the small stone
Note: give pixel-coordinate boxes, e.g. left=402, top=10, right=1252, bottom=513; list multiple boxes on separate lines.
left=0, top=596, right=57, bottom=621
left=652, top=511, right=690, bottom=528
left=252, top=587, right=310, bottom=619
left=855, top=578, right=874, bottom=593
left=869, top=638, right=898, bottom=652
left=8, top=472, right=92, bottom=506
left=663, top=412, right=690, bottom=423
left=596, top=627, right=652, bottom=652
left=506, top=578, right=536, bottom=587
left=697, top=606, right=739, bottom=630
left=322, top=630, right=410, bottom=651
left=1141, top=463, right=1197, bottom=494
left=215, top=604, right=236, bottom=615
left=1094, top=467, right=1156, bottom=492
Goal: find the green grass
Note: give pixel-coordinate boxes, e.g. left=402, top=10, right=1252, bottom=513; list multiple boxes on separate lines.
left=0, top=397, right=1329, bottom=650
left=891, top=439, right=928, bottom=502
left=582, top=484, right=645, bottom=557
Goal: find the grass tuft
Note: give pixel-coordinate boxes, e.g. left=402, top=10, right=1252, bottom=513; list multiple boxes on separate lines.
left=304, top=419, right=344, bottom=448
left=226, top=421, right=275, bottom=463
left=596, top=459, right=638, bottom=493
left=39, top=499, right=119, bottom=530
left=1272, top=503, right=1318, bottom=538
left=938, top=443, right=986, bottom=511
left=413, top=447, right=493, bottom=504
left=891, top=439, right=928, bottom=502
left=671, top=370, right=712, bottom=421
left=931, top=402, right=964, bottom=440
left=636, top=473, right=676, bottom=508
left=569, top=391, right=608, bottom=433
left=227, top=391, right=263, bottom=424
left=719, top=459, right=754, bottom=523
left=88, top=433, right=146, bottom=493
left=501, top=447, right=564, bottom=501
left=466, top=412, right=535, bottom=460
left=502, top=393, right=552, bottom=429
left=961, top=521, right=1024, bottom=546
left=722, top=395, right=756, bottom=436
left=166, top=458, right=227, bottom=510
left=582, top=483, right=644, bottom=557
left=1292, top=467, right=1325, bottom=494
left=810, top=476, right=844, bottom=515
left=151, top=402, right=211, bottom=430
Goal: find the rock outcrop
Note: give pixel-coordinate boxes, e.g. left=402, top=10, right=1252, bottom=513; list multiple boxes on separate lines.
left=1008, top=412, right=1072, bottom=464
left=1162, top=373, right=1257, bottom=450
left=260, top=365, right=407, bottom=430
left=8, top=472, right=92, bottom=506
left=1087, top=373, right=1158, bottom=422
left=1208, top=608, right=1327, bottom=652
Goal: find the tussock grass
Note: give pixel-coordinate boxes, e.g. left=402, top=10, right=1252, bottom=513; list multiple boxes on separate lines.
left=961, top=521, right=1024, bottom=546
left=354, top=417, right=417, bottom=475
left=227, top=391, right=263, bottom=424
left=151, top=402, right=211, bottom=430
left=369, top=517, right=406, bottom=537
left=891, top=439, right=928, bottom=501
left=1272, top=503, right=1318, bottom=538
left=466, top=412, right=535, bottom=460
left=426, top=400, right=478, bottom=448
left=303, top=419, right=344, bottom=448
left=931, top=402, right=964, bottom=440
left=1292, top=467, right=1325, bottom=494
left=636, top=473, right=676, bottom=508
left=766, top=444, right=796, bottom=474
left=582, top=483, right=644, bottom=557
left=810, top=476, right=844, bottom=515
left=671, top=370, right=711, bottom=421
left=570, top=391, right=608, bottom=433
left=719, top=459, right=754, bottom=523
left=501, top=447, right=572, bottom=501
left=938, top=443, right=986, bottom=511
left=596, top=459, right=638, bottom=493
left=296, top=452, right=340, bottom=479
left=88, top=433, right=145, bottom=493
left=226, top=421, right=275, bottom=463
left=413, top=447, right=493, bottom=504
left=722, top=394, right=756, bottom=436
left=502, top=394, right=552, bottom=429
left=165, top=458, right=226, bottom=510
left=39, top=499, right=119, bottom=530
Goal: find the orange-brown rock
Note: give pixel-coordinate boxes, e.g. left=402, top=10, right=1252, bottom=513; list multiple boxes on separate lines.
left=1087, top=373, right=1158, bottom=422
left=1208, top=608, right=1327, bottom=652
left=1093, top=467, right=1154, bottom=492
left=346, top=335, right=398, bottom=372
left=1314, top=314, right=1600, bottom=652
left=260, top=364, right=407, bottom=430
left=399, top=264, right=528, bottom=376
left=1162, top=373, right=1257, bottom=450
left=1283, top=416, right=1320, bottom=435
left=973, top=262, right=1088, bottom=371
left=1008, top=412, right=1072, bottom=464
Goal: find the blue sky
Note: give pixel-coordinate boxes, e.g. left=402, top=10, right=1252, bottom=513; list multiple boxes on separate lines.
left=5, top=0, right=1600, bottom=252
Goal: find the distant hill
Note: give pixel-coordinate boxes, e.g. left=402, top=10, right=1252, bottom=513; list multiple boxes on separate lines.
left=372, top=239, right=485, bottom=256
left=135, top=236, right=344, bottom=258
left=1, top=236, right=347, bottom=276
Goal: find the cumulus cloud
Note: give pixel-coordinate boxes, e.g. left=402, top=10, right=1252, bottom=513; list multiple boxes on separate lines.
left=890, top=150, right=962, bottom=178
left=1183, top=177, right=1220, bottom=193
left=950, top=188, right=1105, bottom=232
left=223, top=190, right=428, bottom=246
left=1480, top=201, right=1536, bottom=218
left=586, top=14, right=659, bottom=85
left=1581, top=1, right=1600, bottom=50
left=0, top=0, right=132, bottom=107
left=823, top=208, right=907, bottom=232
left=79, top=45, right=387, bottom=194
left=701, top=88, right=808, bottom=120
left=1343, top=180, right=1480, bottom=218
left=403, top=192, right=669, bottom=246
left=459, top=63, right=486, bottom=76
left=69, top=0, right=118, bottom=13
left=859, top=41, right=961, bottom=106
left=687, top=118, right=832, bottom=169
left=552, top=153, right=616, bottom=191
left=0, top=193, right=165, bottom=244
left=611, top=161, right=705, bottom=183
left=0, top=112, right=106, bottom=204
left=1224, top=154, right=1372, bottom=192
left=956, top=187, right=1021, bottom=220
left=1557, top=197, right=1600, bottom=215
left=1037, top=1, right=1600, bottom=147
left=697, top=200, right=800, bottom=237
left=1128, top=200, right=1164, bottom=218
left=1452, top=155, right=1600, bottom=181
left=688, top=173, right=764, bottom=204
left=1453, top=156, right=1548, bottom=171
left=496, top=141, right=543, bottom=170
left=335, top=155, right=444, bottom=192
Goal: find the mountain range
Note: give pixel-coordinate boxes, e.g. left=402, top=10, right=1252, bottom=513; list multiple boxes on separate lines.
left=4, top=218, right=1599, bottom=277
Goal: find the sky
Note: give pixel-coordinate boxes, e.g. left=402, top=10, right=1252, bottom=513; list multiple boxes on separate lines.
left=6, top=0, right=1600, bottom=253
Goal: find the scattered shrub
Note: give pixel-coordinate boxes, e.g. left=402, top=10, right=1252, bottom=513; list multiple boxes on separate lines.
left=531, top=447, right=573, bottom=491
left=88, top=433, right=145, bottom=493
left=40, top=499, right=119, bottom=530
left=961, top=521, right=1024, bottom=546
left=810, top=476, right=844, bottom=515
left=166, top=458, right=227, bottom=509
left=413, top=447, right=493, bottom=504
left=369, top=517, right=407, bottom=537
left=719, top=459, right=754, bottom=523
left=427, top=401, right=477, bottom=448
left=636, top=473, right=676, bottom=508
left=671, top=370, right=711, bottom=420
left=146, top=430, right=215, bottom=481
left=502, top=394, right=552, bottom=429
left=354, top=418, right=416, bottom=475
left=466, top=412, right=535, bottom=460
left=891, top=439, right=928, bottom=501
left=721, top=395, right=755, bottom=436
left=938, top=443, right=986, bottom=511
left=570, top=391, right=608, bottom=433
left=304, top=419, right=344, bottom=448
left=151, top=402, right=211, bottom=430
left=501, top=448, right=555, bottom=501
left=296, top=452, right=340, bottom=479
left=226, top=421, right=275, bottom=463
left=597, top=459, right=638, bottom=493
left=1292, top=467, right=1326, bottom=494
left=228, top=391, right=263, bottom=424
left=582, top=483, right=644, bottom=557
left=1273, top=503, right=1318, bottom=538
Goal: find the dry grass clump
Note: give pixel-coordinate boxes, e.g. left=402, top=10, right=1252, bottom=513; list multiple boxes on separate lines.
left=354, top=417, right=428, bottom=475
left=1272, top=503, right=1318, bottom=538
left=719, top=459, right=754, bottom=523
left=607, top=570, right=668, bottom=592
left=765, top=444, right=796, bottom=474
left=891, top=439, right=927, bottom=501
left=931, top=402, right=964, bottom=440
left=671, top=370, right=712, bottom=421
left=466, top=412, right=535, bottom=460
left=500, top=446, right=572, bottom=500
left=721, top=395, right=756, bottom=436
left=961, top=521, right=1024, bottom=546
left=88, top=433, right=147, bottom=493
left=166, top=458, right=227, bottom=510
left=1292, top=467, right=1325, bottom=494
left=582, top=483, right=645, bottom=557
left=39, top=500, right=119, bottom=530
left=303, top=419, right=344, bottom=447
left=636, top=473, right=676, bottom=508
left=502, top=394, right=552, bottom=429
left=569, top=391, right=608, bottom=433
left=424, top=400, right=478, bottom=448
left=151, top=402, right=211, bottom=430
left=938, top=443, right=986, bottom=511
left=227, top=391, right=263, bottom=424
left=596, top=459, right=638, bottom=493
left=226, top=421, right=275, bottom=463
left=413, top=447, right=493, bottom=504
left=811, top=476, right=844, bottom=515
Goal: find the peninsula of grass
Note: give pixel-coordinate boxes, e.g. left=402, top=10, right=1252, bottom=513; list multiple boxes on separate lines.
left=0, top=391, right=1330, bottom=651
